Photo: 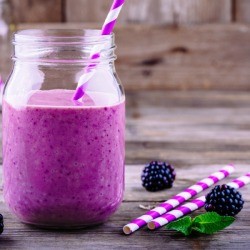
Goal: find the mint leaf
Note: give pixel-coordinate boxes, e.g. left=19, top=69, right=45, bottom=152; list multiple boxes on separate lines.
left=166, top=216, right=193, bottom=236
left=193, top=211, right=221, bottom=223
left=166, top=212, right=235, bottom=236
left=192, top=212, right=235, bottom=235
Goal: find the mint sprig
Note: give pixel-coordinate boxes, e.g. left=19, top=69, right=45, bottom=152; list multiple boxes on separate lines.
left=166, top=212, right=235, bottom=236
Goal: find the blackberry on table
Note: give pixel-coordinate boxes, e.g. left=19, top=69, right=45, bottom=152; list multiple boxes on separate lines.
left=141, top=161, right=176, bottom=192
left=205, top=184, right=244, bottom=216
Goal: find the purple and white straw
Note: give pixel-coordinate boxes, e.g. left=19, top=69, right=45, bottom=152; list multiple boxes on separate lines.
left=101, top=0, right=126, bottom=36
left=148, top=172, right=250, bottom=230
left=123, top=165, right=235, bottom=235
left=73, top=0, right=126, bottom=101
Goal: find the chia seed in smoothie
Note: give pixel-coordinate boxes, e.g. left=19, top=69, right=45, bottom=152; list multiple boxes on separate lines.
left=3, top=89, right=125, bottom=227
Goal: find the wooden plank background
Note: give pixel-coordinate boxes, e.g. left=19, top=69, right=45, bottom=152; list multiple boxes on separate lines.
left=236, top=0, right=250, bottom=23
left=65, top=0, right=232, bottom=24
left=6, top=0, right=250, bottom=24
left=9, top=0, right=63, bottom=23
left=10, top=23, right=250, bottom=92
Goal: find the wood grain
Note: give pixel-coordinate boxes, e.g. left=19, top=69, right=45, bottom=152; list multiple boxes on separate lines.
left=65, top=0, right=232, bottom=24
left=236, top=0, right=250, bottom=23
left=0, top=164, right=249, bottom=249
left=8, top=0, right=250, bottom=25
left=125, top=90, right=250, bottom=165
left=9, top=0, right=62, bottom=23
left=16, top=23, right=250, bottom=91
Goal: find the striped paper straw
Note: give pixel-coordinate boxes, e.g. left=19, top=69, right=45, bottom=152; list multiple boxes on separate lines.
left=148, top=172, right=250, bottom=230
left=73, top=0, right=126, bottom=101
left=123, top=165, right=235, bottom=235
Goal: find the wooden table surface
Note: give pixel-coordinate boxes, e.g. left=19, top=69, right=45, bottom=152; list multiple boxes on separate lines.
left=0, top=90, right=249, bottom=250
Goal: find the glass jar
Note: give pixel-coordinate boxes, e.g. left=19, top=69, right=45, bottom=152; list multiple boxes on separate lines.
left=2, top=29, right=125, bottom=228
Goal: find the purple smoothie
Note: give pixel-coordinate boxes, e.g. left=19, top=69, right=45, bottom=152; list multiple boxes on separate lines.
left=3, top=89, right=125, bottom=227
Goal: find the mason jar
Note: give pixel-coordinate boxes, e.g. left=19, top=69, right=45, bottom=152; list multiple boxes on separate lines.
left=2, top=29, right=125, bottom=228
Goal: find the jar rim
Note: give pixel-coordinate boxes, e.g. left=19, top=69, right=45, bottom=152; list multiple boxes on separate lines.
left=13, top=29, right=116, bottom=65
left=14, top=29, right=114, bottom=45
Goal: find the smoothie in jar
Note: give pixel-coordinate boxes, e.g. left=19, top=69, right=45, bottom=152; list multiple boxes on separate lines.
left=3, top=89, right=125, bottom=227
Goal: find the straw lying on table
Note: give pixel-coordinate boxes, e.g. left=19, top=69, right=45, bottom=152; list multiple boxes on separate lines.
left=123, top=165, right=235, bottom=235
left=73, top=0, right=126, bottom=101
left=148, top=172, right=250, bottom=230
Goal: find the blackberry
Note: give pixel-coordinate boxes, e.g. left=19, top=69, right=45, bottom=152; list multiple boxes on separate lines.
left=0, top=214, right=3, bottom=235
left=205, top=184, right=244, bottom=216
left=141, top=161, right=176, bottom=192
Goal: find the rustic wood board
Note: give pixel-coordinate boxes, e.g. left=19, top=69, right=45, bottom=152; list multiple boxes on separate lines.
left=9, top=0, right=62, bottom=23
left=6, top=23, right=249, bottom=91
left=0, top=164, right=249, bottom=249
left=236, top=0, right=250, bottom=23
left=7, top=0, right=250, bottom=24
left=125, top=90, right=250, bottom=164
left=65, top=0, right=232, bottom=24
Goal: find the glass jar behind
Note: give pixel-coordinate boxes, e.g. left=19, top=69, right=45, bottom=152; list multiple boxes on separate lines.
left=2, top=29, right=125, bottom=228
